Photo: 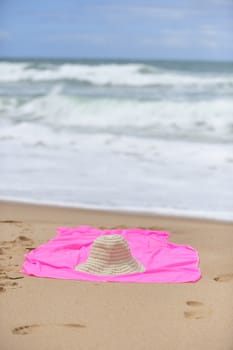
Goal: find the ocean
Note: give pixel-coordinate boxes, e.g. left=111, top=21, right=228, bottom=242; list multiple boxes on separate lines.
left=0, top=59, right=233, bottom=220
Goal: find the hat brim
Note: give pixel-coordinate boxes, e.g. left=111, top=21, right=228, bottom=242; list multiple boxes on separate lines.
left=75, top=257, right=145, bottom=276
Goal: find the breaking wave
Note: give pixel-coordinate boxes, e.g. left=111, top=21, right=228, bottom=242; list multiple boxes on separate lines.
left=0, top=61, right=233, bottom=87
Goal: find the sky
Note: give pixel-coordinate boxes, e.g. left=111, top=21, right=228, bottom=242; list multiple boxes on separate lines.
left=0, top=0, right=233, bottom=61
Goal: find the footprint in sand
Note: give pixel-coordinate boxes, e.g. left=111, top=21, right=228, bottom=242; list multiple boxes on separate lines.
left=12, top=323, right=86, bottom=335
left=13, top=235, right=34, bottom=247
left=62, top=323, right=86, bottom=329
left=12, top=325, right=40, bottom=335
left=0, top=248, right=5, bottom=255
left=0, top=271, right=24, bottom=292
left=0, top=220, right=22, bottom=224
left=0, top=217, right=33, bottom=242
left=0, top=235, right=34, bottom=251
left=186, top=301, right=204, bottom=307
left=0, top=280, right=20, bottom=294
left=0, top=235, right=31, bottom=291
left=184, top=300, right=212, bottom=319
left=214, top=274, right=233, bottom=282
left=0, top=267, right=24, bottom=283
left=0, top=286, right=6, bottom=293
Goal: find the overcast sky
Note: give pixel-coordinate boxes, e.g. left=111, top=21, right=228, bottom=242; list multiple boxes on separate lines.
left=0, top=0, right=232, bottom=61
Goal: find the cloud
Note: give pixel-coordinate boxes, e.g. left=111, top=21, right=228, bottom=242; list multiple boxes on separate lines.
left=35, top=13, right=81, bottom=21
left=141, top=24, right=233, bottom=52
left=200, top=25, right=233, bottom=49
left=142, top=30, right=191, bottom=49
left=209, top=0, right=233, bottom=5
left=47, top=33, right=107, bottom=45
left=126, top=6, right=187, bottom=20
left=201, top=25, right=230, bottom=37
left=0, top=31, right=10, bottom=41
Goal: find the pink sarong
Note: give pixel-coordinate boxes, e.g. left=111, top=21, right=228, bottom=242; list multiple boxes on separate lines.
left=21, top=226, right=201, bottom=283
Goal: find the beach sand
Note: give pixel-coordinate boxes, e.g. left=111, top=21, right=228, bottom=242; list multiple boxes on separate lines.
left=0, top=200, right=233, bottom=350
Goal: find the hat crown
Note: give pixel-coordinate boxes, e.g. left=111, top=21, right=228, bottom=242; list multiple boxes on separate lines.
left=90, top=234, right=131, bottom=264
left=75, top=234, right=145, bottom=276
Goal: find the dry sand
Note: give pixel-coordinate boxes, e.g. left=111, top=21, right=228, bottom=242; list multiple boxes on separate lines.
left=0, top=200, right=233, bottom=350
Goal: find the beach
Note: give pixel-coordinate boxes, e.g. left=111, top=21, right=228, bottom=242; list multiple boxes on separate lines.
left=0, top=59, right=233, bottom=346
left=0, top=200, right=233, bottom=350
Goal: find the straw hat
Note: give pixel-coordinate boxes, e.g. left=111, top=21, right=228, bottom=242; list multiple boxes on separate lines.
left=75, top=234, right=145, bottom=276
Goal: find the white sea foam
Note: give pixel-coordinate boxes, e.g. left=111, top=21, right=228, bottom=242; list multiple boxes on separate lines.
left=0, top=61, right=233, bottom=86
left=1, top=140, right=233, bottom=221
left=1, top=92, right=232, bottom=145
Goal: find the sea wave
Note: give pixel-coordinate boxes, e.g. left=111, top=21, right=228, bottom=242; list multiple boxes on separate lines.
left=1, top=91, right=233, bottom=145
left=0, top=61, right=233, bottom=86
left=1, top=59, right=233, bottom=220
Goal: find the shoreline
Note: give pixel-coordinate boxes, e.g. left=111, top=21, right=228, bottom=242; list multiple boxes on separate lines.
left=1, top=198, right=232, bottom=225
left=1, top=200, right=233, bottom=349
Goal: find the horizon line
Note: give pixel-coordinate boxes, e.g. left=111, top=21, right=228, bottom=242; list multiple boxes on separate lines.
left=0, top=56, right=233, bottom=64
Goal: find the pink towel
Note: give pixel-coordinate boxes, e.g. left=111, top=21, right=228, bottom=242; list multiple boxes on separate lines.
left=21, top=226, right=201, bottom=283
